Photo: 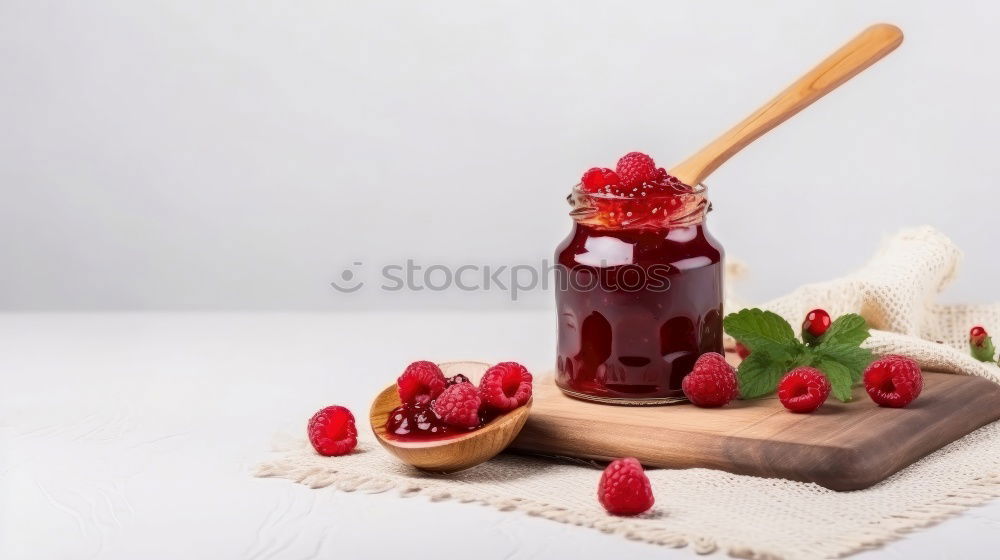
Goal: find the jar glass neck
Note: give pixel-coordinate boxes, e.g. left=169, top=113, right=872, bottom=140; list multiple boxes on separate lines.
left=566, top=185, right=710, bottom=230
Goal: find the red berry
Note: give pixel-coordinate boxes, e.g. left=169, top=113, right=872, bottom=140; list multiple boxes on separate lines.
left=615, top=152, right=657, bottom=189
left=598, top=457, right=654, bottom=516
left=777, top=367, right=831, bottom=413
left=735, top=342, right=751, bottom=359
left=397, top=361, right=447, bottom=405
left=863, top=355, right=923, bottom=408
left=681, top=352, right=738, bottom=407
left=802, top=309, right=832, bottom=344
left=971, top=326, right=989, bottom=347
left=307, top=406, right=358, bottom=456
left=581, top=167, right=620, bottom=192
left=479, top=361, right=533, bottom=411
left=432, top=382, right=482, bottom=427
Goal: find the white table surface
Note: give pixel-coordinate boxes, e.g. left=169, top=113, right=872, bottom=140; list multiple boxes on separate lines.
left=3, top=311, right=1000, bottom=559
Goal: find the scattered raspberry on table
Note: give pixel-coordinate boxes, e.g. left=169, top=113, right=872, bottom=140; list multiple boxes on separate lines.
left=597, top=457, right=655, bottom=516
left=777, top=367, right=831, bottom=413
left=307, top=405, right=358, bottom=456
left=863, top=354, right=923, bottom=408
left=681, top=352, right=738, bottom=407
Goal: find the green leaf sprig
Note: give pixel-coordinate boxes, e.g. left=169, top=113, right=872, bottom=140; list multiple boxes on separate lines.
left=723, top=309, right=873, bottom=402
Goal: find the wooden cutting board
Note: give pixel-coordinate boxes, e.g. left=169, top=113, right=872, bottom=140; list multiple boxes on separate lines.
left=510, top=353, right=1000, bottom=491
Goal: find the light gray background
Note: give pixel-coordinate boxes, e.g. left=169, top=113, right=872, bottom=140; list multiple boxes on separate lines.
left=2, top=0, right=997, bottom=310
left=5, top=5, right=1000, bottom=559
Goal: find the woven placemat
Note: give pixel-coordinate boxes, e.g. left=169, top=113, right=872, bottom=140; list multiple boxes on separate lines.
left=256, top=421, right=1000, bottom=559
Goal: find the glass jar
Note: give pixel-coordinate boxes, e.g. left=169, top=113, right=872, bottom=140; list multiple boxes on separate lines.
left=554, top=183, right=724, bottom=404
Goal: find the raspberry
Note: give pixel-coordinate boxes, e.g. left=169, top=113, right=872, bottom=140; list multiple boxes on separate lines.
left=802, top=309, right=832, bottom=345
left=735, top=342, right=751, bottom=359
left=597, top=457, right=654, bottom=516
left=479, top=362, right=533, bottom=411
left=446, top=373, right=471, bottom=386
left=397, top=361, right=447, bottom=405
left=615, top=152, right=657, bottom=189
left=307, top=406, right=358, bottom=456
left=777, top=367, right=831, bottom=413
left=581, top=167, right=620, bottom=192
left=863, top=355, right=922, bottom=408
left=432, top=382, right=482, bottom=427
left=681, top=352, right=738, bottom=407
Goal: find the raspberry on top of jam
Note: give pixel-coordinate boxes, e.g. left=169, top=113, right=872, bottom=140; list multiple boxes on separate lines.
left=573, top=152, right=706, bottom=230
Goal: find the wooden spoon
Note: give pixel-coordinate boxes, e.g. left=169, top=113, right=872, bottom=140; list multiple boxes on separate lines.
left=668, top=23, right=904, bottom=187
left=370, top=361, right=532, bottom=472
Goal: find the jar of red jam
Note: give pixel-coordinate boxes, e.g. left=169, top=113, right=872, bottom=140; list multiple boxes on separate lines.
left=554, top=182, right=724, bottom=404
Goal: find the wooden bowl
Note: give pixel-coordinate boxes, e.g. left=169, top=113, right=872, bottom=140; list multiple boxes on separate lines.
left=370, top=361, right=532, bottom=473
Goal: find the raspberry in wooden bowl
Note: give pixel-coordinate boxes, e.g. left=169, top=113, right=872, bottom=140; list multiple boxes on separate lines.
left=370, top=361, right=533, bottom=472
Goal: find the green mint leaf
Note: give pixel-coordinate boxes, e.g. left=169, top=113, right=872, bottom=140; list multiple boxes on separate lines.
left=818, top=314, right=870, bottom=347
left=812, top=343, right=873, bottom=383
left=737, top=341, right=812, bottom=399
left=971, top=335, right=997, bottom=362
left=723, top=308, right=796, bottom=354
left=737, top=351, right=790, bottom=399
left=812, top=357, right=855, bottom=402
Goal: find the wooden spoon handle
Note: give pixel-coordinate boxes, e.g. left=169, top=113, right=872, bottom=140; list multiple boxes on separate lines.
left=668, top=23, right=903, bottom=187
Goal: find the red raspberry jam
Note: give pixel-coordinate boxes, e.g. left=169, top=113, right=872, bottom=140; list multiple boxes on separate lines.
left=554, top=182, right=724, bottom=404
left=385, top=402, right=503, bottom=442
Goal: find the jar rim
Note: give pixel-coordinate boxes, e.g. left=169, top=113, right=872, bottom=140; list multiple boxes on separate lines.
left=566, top=182, right=710, bottom=229
left=570, top=182, right=706, bottom=200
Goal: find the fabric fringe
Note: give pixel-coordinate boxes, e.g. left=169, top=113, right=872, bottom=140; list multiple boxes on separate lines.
left=254, top=459, right=712, bottom=553
left=823, top=475, right=1000, bottom=558
left=254, top=454, right=1000, bottom=559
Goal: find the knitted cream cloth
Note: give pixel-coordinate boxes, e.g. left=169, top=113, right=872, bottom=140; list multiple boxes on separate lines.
left=257, top=227, right=1000, bottom=560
